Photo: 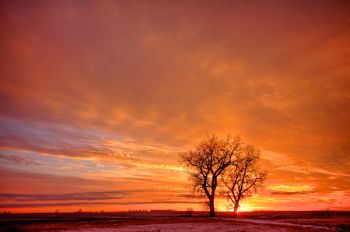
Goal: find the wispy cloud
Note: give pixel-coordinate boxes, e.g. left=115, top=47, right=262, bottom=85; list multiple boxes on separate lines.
left=0, top=191, right=132, bottom=202
left=0, top=153, right=41, bottom=165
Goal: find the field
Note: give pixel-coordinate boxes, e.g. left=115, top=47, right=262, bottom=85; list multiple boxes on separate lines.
left=1, top=211, right=350, bottom=232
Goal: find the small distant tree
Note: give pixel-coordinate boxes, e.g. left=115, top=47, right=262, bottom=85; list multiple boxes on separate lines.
left=181, top=134, right=242, bottom=217
left=186, top=208, right=193, bottom=217
left=222, top=144, right=266, bottom=216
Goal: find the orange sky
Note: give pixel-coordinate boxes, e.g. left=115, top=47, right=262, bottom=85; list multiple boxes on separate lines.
left=0, top=0, right=350, bottom=213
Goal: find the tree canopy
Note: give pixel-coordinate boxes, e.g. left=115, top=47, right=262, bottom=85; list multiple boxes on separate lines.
left=181, top=134, right=266, bottom=217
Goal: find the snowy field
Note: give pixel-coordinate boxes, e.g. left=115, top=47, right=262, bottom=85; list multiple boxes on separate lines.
left=63, top=220, right=332, bottom=232
left=1, top=211, right=349, bottom=232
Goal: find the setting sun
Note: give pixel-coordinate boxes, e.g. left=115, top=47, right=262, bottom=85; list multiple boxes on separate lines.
left=237, top=204, right=255, bottom=213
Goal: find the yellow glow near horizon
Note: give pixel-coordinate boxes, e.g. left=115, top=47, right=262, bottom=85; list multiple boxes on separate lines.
left=238, top=204, right=254, bottom=212
left=216, top=200, right=255, bottom=212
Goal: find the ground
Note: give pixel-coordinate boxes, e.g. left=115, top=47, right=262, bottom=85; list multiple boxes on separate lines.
left=1, top=211, right=350, bottom=232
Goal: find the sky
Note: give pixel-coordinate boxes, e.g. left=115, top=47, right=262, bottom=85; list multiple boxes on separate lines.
left=0, top=0, right=350, bottom=213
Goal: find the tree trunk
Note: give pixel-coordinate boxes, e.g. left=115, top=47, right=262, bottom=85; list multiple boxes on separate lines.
left=209, top=196, right=215, bottom=217
left=233, top=202, right=239, bottom=217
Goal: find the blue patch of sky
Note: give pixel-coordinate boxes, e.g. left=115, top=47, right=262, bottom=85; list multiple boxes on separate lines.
left=0, top=148, right=124, bottom=179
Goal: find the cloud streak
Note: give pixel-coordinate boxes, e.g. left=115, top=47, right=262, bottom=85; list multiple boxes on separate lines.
left=0, top=191, right=136, bottom=202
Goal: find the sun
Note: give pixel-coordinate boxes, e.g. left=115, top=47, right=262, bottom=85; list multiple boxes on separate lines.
left=216, top=200, right=254, bottom=212
left=238, top=204, right=254, bottom=212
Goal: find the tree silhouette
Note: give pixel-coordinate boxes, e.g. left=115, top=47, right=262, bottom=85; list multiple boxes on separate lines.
left=222, top=144, right=266, bottom=216
left=181, top=134, right=242, bottom=217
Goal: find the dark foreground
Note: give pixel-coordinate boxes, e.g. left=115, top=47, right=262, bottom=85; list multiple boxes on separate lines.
left=1, top=211, right=350, bottom=232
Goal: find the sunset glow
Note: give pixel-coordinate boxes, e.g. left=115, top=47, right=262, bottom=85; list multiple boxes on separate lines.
left=1, top=0, right=350, bottom=213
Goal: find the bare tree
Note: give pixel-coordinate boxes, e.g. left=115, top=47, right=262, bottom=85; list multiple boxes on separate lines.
left=181, top=134, right=242, bottom=217
left=222, top=144, right=266, bottom=216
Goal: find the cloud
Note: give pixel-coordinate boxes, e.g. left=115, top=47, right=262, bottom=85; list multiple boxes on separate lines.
left=0, top=191, right=132, bottom=202
left=0, top=117, right=185, bottom=173
left=0, top=190, right=146, bottom=202
left=266, top=184, right=316, bottom=196
left=270, top=190, right=315, bottom=196
left=0, top=168, right=201, bottom=210
left=0, top=200, right=204, bottom=209
left=0, top=153, right=41, bottom=165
